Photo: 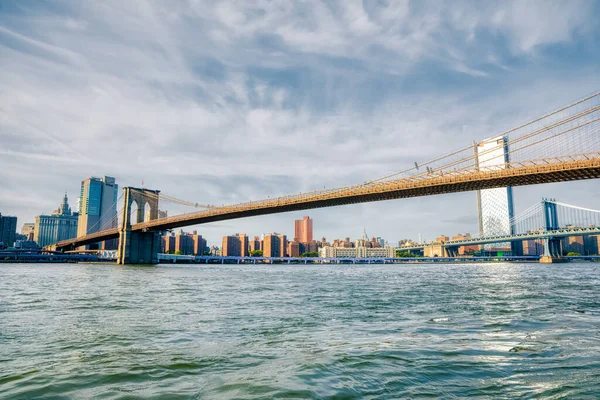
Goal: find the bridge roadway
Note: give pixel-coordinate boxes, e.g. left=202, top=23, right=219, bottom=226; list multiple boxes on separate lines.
left=398, top=226, right=600, bottom=251
left=56, top=154, right=600, bottom=251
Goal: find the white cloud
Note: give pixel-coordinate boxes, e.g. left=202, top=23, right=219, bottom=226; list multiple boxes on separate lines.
left=0, top=0, right=599, bottom=245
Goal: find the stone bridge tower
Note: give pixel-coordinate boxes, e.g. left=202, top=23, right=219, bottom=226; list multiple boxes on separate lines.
left=117, top=187, right=161, bottom=264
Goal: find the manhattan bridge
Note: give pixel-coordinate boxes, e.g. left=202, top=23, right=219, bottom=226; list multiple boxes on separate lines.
left=53, top=91, right=600, bottom=264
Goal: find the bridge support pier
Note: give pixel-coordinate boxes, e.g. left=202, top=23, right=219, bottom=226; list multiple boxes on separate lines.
left=539, top=237, right=566, bottom=264
left=117, top=230, right=161, bottom=264
left=116, top=187, right=161, bottom=265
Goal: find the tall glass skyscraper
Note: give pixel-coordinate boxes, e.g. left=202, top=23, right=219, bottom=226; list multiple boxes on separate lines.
left=475, top=135, right=515, bottom=250
left=77, top=176, right=118, bottom=249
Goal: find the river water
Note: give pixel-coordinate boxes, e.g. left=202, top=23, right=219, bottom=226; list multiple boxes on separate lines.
left=1, top=262, right=599, bottom=399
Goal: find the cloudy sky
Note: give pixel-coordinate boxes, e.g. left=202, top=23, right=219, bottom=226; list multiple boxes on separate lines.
left=1, top=0, right=600, bottom=246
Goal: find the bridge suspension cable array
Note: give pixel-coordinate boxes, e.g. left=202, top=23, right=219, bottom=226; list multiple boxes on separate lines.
left=162, top=91, right=600, bottom=213
left=54, top=91, right=600, bottom=250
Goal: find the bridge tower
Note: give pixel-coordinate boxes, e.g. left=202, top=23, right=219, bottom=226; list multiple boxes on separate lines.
left=117, top=187, right=161, bottom=264
left=540, top=198, right=564, bottom=263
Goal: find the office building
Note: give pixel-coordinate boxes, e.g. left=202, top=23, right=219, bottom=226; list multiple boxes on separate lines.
left=0, top=213, right=17, bottom=248
left=475, top=135, right=514, bottom=250
left=33, top=193, right=79, bottom=248
left=77, top=176, right=119, bottom=249
left=294, top=216, right=313, bottom=243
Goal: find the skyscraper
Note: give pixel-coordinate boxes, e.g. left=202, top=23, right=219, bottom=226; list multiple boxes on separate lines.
left=77, top=176, right=119, bottom=249
left=34, top=193, right=79, bottom=248
left=294, top=216, right=313, bottom=243
left=0, top=213, right=17, bottom=248
left=475, top=135, right=515, bottom=250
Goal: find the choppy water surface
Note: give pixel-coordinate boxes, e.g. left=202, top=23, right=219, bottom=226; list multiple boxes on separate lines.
left=1, top=263, right=599, bottom=399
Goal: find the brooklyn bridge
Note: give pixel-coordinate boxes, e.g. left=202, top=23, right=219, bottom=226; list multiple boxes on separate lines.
left=53, top=91, right=600, bottom=263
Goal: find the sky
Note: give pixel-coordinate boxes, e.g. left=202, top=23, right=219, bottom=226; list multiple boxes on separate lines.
left=1, top=0, right=600, bottom=246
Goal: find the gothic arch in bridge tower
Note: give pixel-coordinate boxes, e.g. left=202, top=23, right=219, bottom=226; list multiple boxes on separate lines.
left=123, top=189, right=159, bottom=227
left=117, top=187, right=161, bottom=264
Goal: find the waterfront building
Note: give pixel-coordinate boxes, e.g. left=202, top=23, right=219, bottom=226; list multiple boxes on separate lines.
left=249, top=236, right=261, bottom=253
left=399, top=239, right=419, bottom=248
left=175, top=230, right=194, bottom=255
left=14, top=240, right=39, bottom=250
left=370, top=237, right=382, bottom=248
left=160, top=230, right=206, bottom=255
left=423, top=241, right=447, bottom=258
left=304, top=240, right=320, bottom=253
left=263, top=234, right=284, bottom=257
left=222, top=234, right=246, bottom=257
left=436, top=235, right=450, bottom=242
left=562, top=235, right=585, bottom=255
left=475, top=135, right=515, bottom=250
left=239, top=233, right=249, bottom=257
left=0, top=214, right=17, bottom=248
left=522, top=239, right=544, bottom=256
left=288, top=241, right=301, bottom=257
left=21, top=223, right=35, bottom=241
left=192, top=232, right=207, bottom=255
left=355, top=231, right=370, bottom=248
left=584, top=235, right=600, bottom=255
left=33, top=193, right=79, bottom=248
left=319, top=245, right=395, bottom=258
left=278, top=234, right=287, bottom=257
left=287, top=240, right=321, bottom=256
left=451, top=233, right=480, bottom=255
left=294, top=216, right=313, bottom=243
left=162, top=235, right=176, bottom=254
left=77, top=176, right=119, bottom=249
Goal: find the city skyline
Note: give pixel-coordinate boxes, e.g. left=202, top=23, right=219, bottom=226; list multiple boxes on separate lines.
left=2, top=1, right=600, bottom=247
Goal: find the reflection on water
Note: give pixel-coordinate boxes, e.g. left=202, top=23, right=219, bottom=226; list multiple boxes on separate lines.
left=1, top=262, right=599, bottom=398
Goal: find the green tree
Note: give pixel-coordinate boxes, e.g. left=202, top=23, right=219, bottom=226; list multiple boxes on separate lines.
left=300, top=252, right=319, bottom=257
left=250, top=250, right=263, bottom=257
left=566, top=251, right=581, bottom=256
left=174, top=250, right=182, bottom=255
left=395, top=250, right=421, bottom=258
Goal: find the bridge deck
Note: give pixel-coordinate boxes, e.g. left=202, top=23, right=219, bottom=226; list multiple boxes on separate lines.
left=56, top=155, right=600, bottom=250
